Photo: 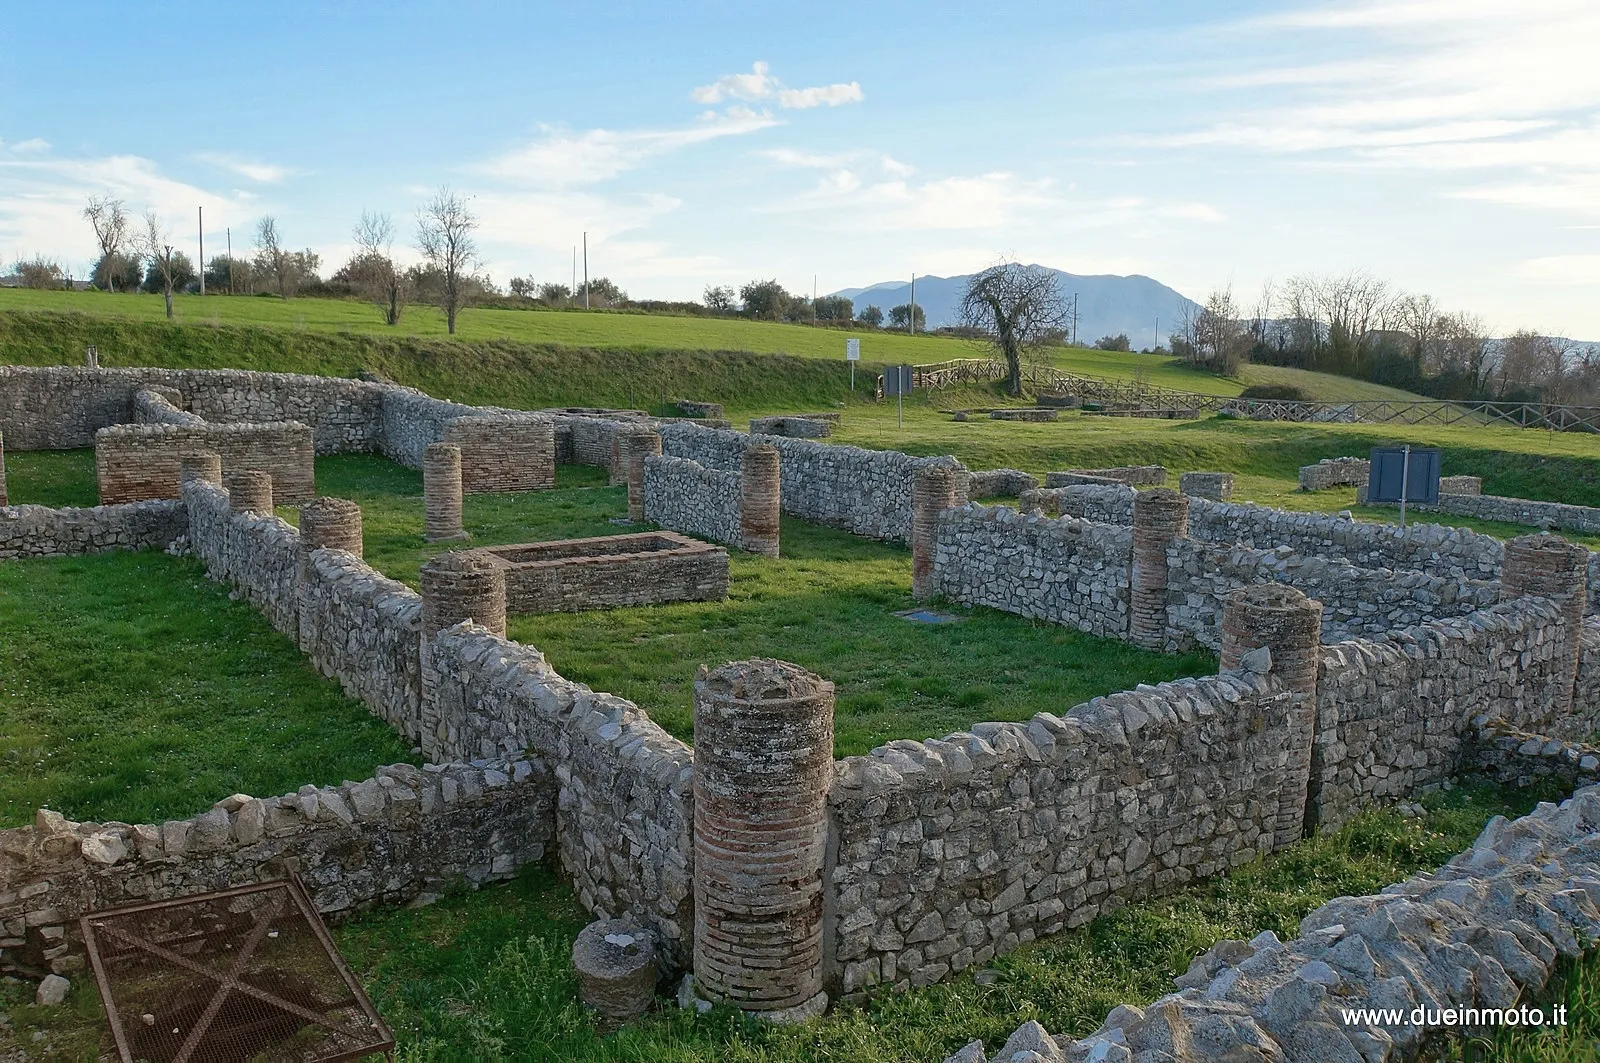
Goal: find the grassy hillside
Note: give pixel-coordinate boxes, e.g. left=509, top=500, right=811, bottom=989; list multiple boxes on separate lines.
left=0, top=289, right=1429, bottom=402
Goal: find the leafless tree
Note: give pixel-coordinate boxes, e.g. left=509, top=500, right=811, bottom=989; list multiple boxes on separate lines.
left=350, top=211, right=407, bottom=325
left=958, top=259, right=1071, bottom=395
left=10, top=254, right=65, bottom=290
left=1393, top=292, right=1441, bottom=374
left=138, top=211, right=185, bottom=319
left=416, top=187, right=478, bottom=335
left=253, top=216, right=296, bottom=299
left=1179, top=284, right=1251, bottom=377
left=82, top=195, right=131, bottom=291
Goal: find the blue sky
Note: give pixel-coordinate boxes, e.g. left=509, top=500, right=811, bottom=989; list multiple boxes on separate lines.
left=2, top=0, right=1596, bottom=335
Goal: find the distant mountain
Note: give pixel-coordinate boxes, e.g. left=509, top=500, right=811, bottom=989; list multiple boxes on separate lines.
left=833, top=267, right=1199, bottom=348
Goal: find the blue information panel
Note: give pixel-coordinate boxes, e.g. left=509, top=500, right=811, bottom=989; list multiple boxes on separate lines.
left=1367, top=446, right=1441, bottom=504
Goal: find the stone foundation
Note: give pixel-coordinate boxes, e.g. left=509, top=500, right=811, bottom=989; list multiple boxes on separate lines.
left=1047, top=465, right=1166, bottom=488
left=988, top=408, right=1058, bottom=422
left=479, top=532, right=730, bottom=613
left=1178, top=470, right=1234, bottom=500
left=1298, top=456, right=1369, bottom=491
left=749, top=415, right=832, bottom=438
left=967, top=468, right=1039, bottom=498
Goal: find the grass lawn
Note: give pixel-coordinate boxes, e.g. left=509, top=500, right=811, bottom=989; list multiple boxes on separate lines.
left=0, top=782, right=1553, bottom=1062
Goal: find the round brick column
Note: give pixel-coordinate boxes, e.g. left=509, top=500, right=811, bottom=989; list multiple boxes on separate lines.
left=1502, top=533, right=1589, bottom=716
left=228, top=470, right=273, bottom=514
left=912, top=465, right=960, bottom=603
left=693, top=659, right=834, bottom=1018
left=298, top=497, right=364, bottom=557
left=0, top=427, right=8, bottom=507
left=739, top=444, right=781, bottom=558
left=178, top=450, right=222, bottom=488
left=1129, top=488, right=1189, bottom=649
left=424, top=442, right=469, bottom=542
left=1219, top=583, right=1323, bottom=849
left=619, top=428, right=663, bottom=522
left=420, top=550, right=507, bottom=641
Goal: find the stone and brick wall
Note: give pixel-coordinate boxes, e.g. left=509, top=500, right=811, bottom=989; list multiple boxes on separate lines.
left=96, top=421, right=316, bottom=505
left=0, top=760, right=553, bottom=979
left=827, top=672, right=1301, bottom=995
left=659, top=422, right=967, bottom=544
left=0, top=500, right=186, bottom=560
left=643, top=454, right=743, bottom=548
left=443, top=413, right=557, bottom=493
left=483, top=533, right=730, bottom=613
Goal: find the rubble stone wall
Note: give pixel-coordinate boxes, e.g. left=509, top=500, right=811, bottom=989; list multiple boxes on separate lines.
left=182, top=479, right=302, bottom=635
left=643, top=454, right=743, bottom=548
left=0, top=500, right=186, bottom=560
left=0, top=760, right=554, bottom=979
left=131, top=387, right=204, bottom=426
left=96, top=421, right=316, bottom=505
left=1298, top=456, right=1370, bottom=491
left=1395, top=492, right=1600, bottom=537
left=827, top=673, right=1302, bottom=995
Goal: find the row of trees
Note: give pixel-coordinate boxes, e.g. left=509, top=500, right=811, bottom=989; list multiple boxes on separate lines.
left=1175, top=271, right=1600, bottom=404
left=697, top=279, right=927, bottom=332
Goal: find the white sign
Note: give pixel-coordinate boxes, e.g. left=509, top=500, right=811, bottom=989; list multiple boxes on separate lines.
left=846, top=338, right=860, bottom=361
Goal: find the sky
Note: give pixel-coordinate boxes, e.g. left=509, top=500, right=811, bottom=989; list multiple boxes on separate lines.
left=1, top=0, right=1596, bottom=336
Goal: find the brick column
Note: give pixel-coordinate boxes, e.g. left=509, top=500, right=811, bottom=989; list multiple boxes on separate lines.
left=693, top=659, right=833, bottom=1020
left=1502, top=533, right=1589, bottom=716
left=178, top=450, right=222, bottom=488
left=228, top=470, right=273, bottom=513
left=740, top=444, right=781, bottom=558
left=0, top=427, right=7, bottom=507
left=911, top=465, right=959, bottom=603
left=619, top=428, right=663, bottom=522
left=424, top=442, right=469, bottom=542
left=1129, top=488, right=1189, bottom=649
left=298, top=497, right=364, bottom=557
left=420, top=550, right=507, bottom=642
left=1220, top=583, right=1323, bottom=849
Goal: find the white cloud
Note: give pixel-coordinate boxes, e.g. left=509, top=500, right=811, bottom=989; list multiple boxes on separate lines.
left=193, top=152, right=295, bottom=183
left=1517, top=255, right=1600, bottom=285
left=474, top=108, right=778, bottom=188
left=691, top=62, right=863, bottom=110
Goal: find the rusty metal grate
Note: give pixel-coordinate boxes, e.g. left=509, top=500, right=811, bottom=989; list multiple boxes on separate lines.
left=81, top=877, right=394, bottom=1063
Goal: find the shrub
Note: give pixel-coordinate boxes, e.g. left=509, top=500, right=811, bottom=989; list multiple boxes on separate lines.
left=1238, top=383, right=1310, bottom=401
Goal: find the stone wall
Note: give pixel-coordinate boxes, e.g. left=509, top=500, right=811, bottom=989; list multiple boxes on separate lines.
left=0, top=500, right=186, bottom=560
left=1441, top=474, right=1483, bottom=495
left=1470, top=719, right=1600, bottom=792
left=932, top=505, right=1132, bottom=640
left=643, top=454, right=743, bottom=549
left=1298, top=455, right=1369, bottom=491
left=96, top=421, right=316, bottom=505
left=182, top=478, right=302, bottom=634
left=425, top=624, right=696, bottom=969
left=1022, top=483, right=1135, bottom=524
left=749, top=415, right=831, bottom=438
left=949, top=787, right=1600, bottom=1063
left=1179, top=471, right=1234, bottom=500
left=828, top=672, right=1302, bottom=995
left=483, top=534, right=730, bottom=614
left=0, top=759, right=553, bottom=979
left=659, top=422, right=967, bottom=544
left=374, top=387, right=482, bottom=468
left=1312, top=597, right=1575, bottom=830
left=442, top=413, right=557, bottom=493
left=1046, top=465, right=1165, bottom=487
left=1391, top=492, right=1600, bottom=537
left=966, top=468, right=1038, bottom=498
left=131, top=387, right=204, bottom=427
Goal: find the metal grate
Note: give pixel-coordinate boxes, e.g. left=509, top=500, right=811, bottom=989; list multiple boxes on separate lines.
left=81, top=877, right=394, bottom=1063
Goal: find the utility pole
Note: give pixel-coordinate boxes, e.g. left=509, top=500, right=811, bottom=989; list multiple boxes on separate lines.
left=572, top=246, right=576, bottom=298
left=813, top=274, right=817, bottom=324
left=582, top=232, right=589, bottom=310
left=1154, top=316, right=1159, bottom=350
left=197, top=206, right=205, bottom=295
left=909, top=273, right=916, bottom=335
left=1071, top=293, right=1079, bottom=345
left=226, top=228, right=233, bottom=295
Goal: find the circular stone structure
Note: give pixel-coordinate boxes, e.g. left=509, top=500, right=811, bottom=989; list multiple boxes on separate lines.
left=227, top=470, right=273, bottom=513
left=692, top=659, right=834, bottom=1018
left=179, top=450, right=222, bottom=488
left=571, top=918, right=657, bottom=1026
left=739, top=444, right=781, bottom=558
left=298, top=497, right=364, bottom=557
left=419, top=549, right=507, bottom=640
left=1219, top=583, right=1323, bottom=695
left=423, top=442, right=468, bottom=542
left=1502, top=533, right=1588, bottom=608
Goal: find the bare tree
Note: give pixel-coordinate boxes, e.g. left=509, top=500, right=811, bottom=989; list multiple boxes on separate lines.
left=416, top=187, right=478, bottom=335
left=82, top=195, right=131, bottom=291
left=138, top=211, right=186, bottom=319
left=350, top=211, right=407, bottom=325
left=703, top=284, right=736, bottom=315
left=1178, top=285, right=1251, bottom=376
left=253, top=216, right=296, bottom=299
left=958, top=260, right=1071, bottom=395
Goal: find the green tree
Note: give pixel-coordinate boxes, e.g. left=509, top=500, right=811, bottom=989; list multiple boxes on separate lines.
left=888, top=303, right=926, bottom=331
left=739, top=278, right=790, bottom=321
left=857, top=304, right=884, bottom=327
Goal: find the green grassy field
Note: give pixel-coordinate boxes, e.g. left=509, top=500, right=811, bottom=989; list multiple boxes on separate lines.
left=1, top=782, right=1549, bottom=1062
left=0, top=290, right=1427, bottom=402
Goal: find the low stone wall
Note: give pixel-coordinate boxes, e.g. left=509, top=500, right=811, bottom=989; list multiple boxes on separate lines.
left=950, top=787, right=1600, bottom=1063
left=96, top=420, right=316, bottom=505
left=932, top=505, right=1132, bottom=639
left=183, top=479, right=301, bottom=634
left=1022, top=483, right=1134, bottom=524
left=967, top=468, right=1038, bottom=498
left=443, top=413, right=557, bottom=493
left=987, top=408, right=1057, bottom=422
left=1471, top=719, right=1600, bottom=791
left=749, top=415, right=832, bottom=438
left=1047, top=465, right=1165, bottom=487
left=0, top=759, right=554, bottom=979
left=659, top=422, right=966, bottom=544
left=643, top=454, right=742, bottom=548
left=1313, top=597, right=1575, bottom=830
left=1178, top=471, right=1233, bottom=500
left=425, top=624, right=696, bottom=969
left=1441, top=474, right=1483, bottom=495
left=829, top=672, right=1302, bottom=995
left=0, top=500, right=186, bottom=560
left=481, top=533, right=730, bottom=614
left=1298, top=455, right=1369, bottom=491
left=1393, top=492, right=1600, bottom=537
left=131, top=387, right=204, bottom=426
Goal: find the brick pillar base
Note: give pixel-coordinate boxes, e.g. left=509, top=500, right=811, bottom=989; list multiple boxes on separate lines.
left=1220, top=583, right=1323, bottom=849
left=179, top=450, right=222, bottom=488
left=912, top=465, right=959, bottom=602
left=1130, top=488, right=1189, bottom=649
left=693, top=659, right=833, bottom=1019
left=740, top=444, right=781, bottom=558
left=424, top=442, right=469, bottom=542
left=299, top=497, right=364, bottom=557
left=620, top=428, right=663, bottom=522
left=1502, top=533, right=1588, bottom=718
left=228, top=470, right=273, bottom=513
